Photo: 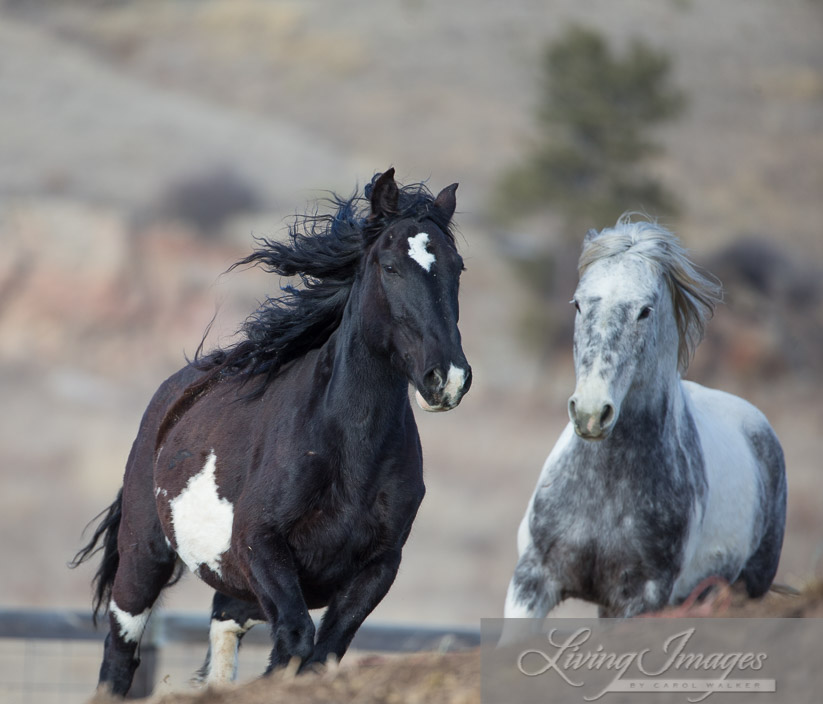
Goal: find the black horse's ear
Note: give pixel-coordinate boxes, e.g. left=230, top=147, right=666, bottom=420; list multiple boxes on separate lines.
left=369, top=168, right=399, bottom=219
left=433, top=182, right=458, bottom=223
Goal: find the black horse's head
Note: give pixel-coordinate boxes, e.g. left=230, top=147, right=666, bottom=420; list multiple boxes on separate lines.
left=360, top=169, right=471, bottom=412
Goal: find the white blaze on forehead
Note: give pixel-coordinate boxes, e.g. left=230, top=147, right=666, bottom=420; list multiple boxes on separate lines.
left=408, top=232, right=436, bottom=272
left=169, top=450, right=234, bottom=578
left=110, top=600, right=150, bottom=644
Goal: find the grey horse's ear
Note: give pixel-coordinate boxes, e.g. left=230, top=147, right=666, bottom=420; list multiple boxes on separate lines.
left=583, top=228, right=600, bottom=246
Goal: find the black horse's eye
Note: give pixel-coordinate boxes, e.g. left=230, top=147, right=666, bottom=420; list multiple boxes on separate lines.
left=383, top=264, right=397, bottom=274
left=638, top=306, right=653, bottom=321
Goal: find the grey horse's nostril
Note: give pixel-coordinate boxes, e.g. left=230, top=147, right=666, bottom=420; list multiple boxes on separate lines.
left=600, top=404, right=614, bottom=428
left=568, top=399, right=577, bottom=417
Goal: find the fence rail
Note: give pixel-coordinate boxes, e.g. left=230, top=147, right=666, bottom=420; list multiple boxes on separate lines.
left=0, top=608, right=480, bottom=699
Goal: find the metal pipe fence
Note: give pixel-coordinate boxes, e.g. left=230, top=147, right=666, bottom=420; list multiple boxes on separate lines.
left=0, top=609, right=479, bottom=703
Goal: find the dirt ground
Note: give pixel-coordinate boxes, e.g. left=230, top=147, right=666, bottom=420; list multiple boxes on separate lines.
left=82, top=581, right=823, bottom=704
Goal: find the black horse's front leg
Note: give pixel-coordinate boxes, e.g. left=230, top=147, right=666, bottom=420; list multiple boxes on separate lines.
left=302, top=549, right=403, bottom=670
left=245, top=534, right=316, bottom=672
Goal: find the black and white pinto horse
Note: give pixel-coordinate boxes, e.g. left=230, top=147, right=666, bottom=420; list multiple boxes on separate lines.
left=72, top=169, right=472, bottom=696
left=505, top=215, right=786, bottom=621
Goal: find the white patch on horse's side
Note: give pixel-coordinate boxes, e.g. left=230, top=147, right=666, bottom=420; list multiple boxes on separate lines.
left=443, top=364, right=466, bottom=403
left=671, top=381, right=763, bottom=601
left=169, top=450, right=234, bottom=578
left=407, top=232, right=435, bottom=272
left=110, top=600, right=150, bottom=644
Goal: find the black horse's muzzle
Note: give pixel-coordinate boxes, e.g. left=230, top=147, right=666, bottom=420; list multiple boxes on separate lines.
left=414, top=363, right=472, bottom=412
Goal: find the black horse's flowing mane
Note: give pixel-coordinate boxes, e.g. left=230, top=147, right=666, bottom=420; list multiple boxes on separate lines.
left=192, top=176, right=455, bottom=397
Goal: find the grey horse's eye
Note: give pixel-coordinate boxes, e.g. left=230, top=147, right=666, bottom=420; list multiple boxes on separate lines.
left=638, top=306, right=653, bottom=321
left=570, top=299, right=581, bottom=314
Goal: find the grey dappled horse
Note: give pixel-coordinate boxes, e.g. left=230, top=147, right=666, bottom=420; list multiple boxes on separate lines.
left=505, top=215, right=786, bottom=622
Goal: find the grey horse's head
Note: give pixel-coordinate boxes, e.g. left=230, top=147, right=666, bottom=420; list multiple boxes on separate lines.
left=568, top=215, right=722, bottom=440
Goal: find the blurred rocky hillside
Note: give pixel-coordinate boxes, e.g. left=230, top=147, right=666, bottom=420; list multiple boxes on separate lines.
left=0, top=0, right=821, bottom=622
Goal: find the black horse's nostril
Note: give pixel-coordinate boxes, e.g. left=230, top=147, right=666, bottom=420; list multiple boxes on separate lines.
left=424, top=367, right=446, bottom=390
left=600, top=404, right=614, bottom=428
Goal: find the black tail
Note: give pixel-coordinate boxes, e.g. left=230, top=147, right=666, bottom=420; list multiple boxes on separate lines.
left=69, top=489, right=123, bottom=625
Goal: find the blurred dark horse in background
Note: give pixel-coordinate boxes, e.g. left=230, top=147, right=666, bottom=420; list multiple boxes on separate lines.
left=72, top=169, right=472, bottom=696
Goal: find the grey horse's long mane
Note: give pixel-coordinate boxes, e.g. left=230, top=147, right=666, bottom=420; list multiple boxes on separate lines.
left=579, top=213, right=723, bottom=371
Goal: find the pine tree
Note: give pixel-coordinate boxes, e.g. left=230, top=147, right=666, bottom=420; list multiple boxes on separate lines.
left=498, top=25, right=685, bottom=231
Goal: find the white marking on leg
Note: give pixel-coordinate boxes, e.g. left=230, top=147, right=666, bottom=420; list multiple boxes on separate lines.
left=443, top=364, right=466, bottom=403
left=408, top=232, right=435, bottom=271
left=206, top=620, right=242, bottom=684
left=644, top=580, right=660, bottom=606
left=205, top=617, right=265, bottom=684
left=503, top=579, right=534, bottom=619
left=499, top=579, right=548, bottom=647
left=110, top=600, right=150, bottom=644
left=169, top=450, right=234, bottom=577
